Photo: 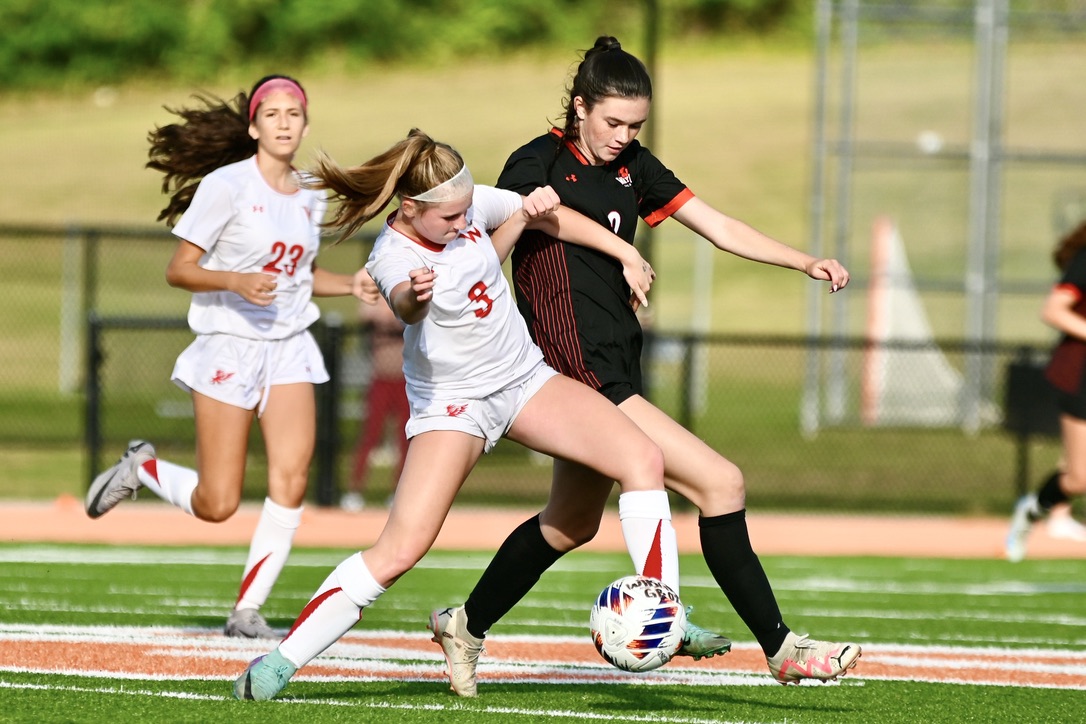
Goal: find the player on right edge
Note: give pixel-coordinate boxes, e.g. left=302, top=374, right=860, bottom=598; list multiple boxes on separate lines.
left=1006, top=219, right=1086, bottom=561
left=429, top=36, right=861, bottom=693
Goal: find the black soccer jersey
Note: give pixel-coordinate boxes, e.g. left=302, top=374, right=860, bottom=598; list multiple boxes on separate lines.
left=1046, top=249, right=1086, bottom=413
left=497, top=129, right=693, bottom=403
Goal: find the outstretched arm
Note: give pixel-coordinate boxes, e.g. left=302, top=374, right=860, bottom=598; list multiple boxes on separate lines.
left=494, top=186, right=655, bottom=309
left=673, top=197, right=849, bottom=292
left=313, top=264, right=379, bottom=302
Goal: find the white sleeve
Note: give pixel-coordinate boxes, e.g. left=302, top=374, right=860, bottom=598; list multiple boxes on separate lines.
left=171, top=174, right=235, bottom=251
left=365, top=242, right=424, bottom=306
left=469, top=185, right=523, bottom=232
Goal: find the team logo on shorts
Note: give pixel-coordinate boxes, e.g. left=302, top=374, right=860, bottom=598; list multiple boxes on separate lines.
left=210, top=369, right=235, bottom=385
left=615, top=166, right=633, bottom=188
left=445, top=403, right=468, bottom=417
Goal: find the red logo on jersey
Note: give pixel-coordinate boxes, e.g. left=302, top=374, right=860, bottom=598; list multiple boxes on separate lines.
left=565, top=174, right=578, bottom=183
left=445, top=404, right=469, bottom=417
left=303, top=206, right=312, bottom=221
left=252, top=205, right=265, bottom=213
left=211, top=370, right=235, bottom=385
left=458, top=227, right=483, bottom=244
left=615, top=167, right=632, bottom=188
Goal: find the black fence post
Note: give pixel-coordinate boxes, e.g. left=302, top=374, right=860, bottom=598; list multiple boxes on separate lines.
left=314, top=315, right=343, bottom=507
left=679, top=334, right=695, bottom=433
left=84, top=312, right=102, bottom=490
left=1002, top=345, right=1060, bottom=497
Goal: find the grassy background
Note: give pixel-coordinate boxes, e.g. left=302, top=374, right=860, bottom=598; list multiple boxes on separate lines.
left=0, top=544, right=1083, bottom=722
left=3, top=36, right=1084, bottom=508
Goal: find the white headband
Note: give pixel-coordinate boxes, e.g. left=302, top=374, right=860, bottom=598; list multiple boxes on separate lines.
left=406, top=165, right=474, bottom=203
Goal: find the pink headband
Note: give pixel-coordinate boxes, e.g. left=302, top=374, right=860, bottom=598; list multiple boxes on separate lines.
left=248, top=78, right=307, bottom=122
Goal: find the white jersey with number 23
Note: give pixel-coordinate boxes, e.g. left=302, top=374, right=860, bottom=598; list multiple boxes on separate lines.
left=172, top=156, right=327, bottom=341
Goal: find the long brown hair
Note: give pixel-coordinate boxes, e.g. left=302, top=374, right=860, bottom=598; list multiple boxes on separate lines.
left=146, top=74, right=306, bottom=226
left=1054, top=219, right=1086, bottom=271
left=557, top=36, right=652, bottom=155
left=309, top=129, right=465, bottom=241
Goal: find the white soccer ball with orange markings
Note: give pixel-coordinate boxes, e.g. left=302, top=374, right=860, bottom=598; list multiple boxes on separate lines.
left=589, top=575, right=686, bottom=672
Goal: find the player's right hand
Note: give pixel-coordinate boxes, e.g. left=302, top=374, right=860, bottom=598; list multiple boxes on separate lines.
left=235, top=272, right=278, bottom=306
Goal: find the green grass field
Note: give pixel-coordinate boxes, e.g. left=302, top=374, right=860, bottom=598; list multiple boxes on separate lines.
left=1, top=544, right=1082, bottom=723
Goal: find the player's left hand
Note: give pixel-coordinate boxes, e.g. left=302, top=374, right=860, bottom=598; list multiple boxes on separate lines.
left=621, top=252, right=655, bottom=311
left=805, top=258, right=849, bottom=293
left=353, top=267, right=380, bottom=304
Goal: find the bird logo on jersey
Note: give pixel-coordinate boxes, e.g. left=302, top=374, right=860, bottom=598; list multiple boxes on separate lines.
left=445, top=404, right=468, bottom=418
left=615, top=167, right=633, bottom=188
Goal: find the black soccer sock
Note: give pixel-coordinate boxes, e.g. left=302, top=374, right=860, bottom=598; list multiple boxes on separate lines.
left=699, top=509, right=789, bottom=657
left=463, top=514, right=564, bottom=639
left=1036, top=470, right=1070, bottom=515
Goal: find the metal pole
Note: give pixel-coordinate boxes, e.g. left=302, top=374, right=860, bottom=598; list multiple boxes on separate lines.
left=314, top=313, right=343, bottom=507
left=802, top=0, right=835, bottom=437
left=641, top=0, right=659, bottom=272
left=84, top=312, right=102, bottom=490
left=827, top=0, right=860, bottom=425
left=962, top=0, right=1006, bottom=433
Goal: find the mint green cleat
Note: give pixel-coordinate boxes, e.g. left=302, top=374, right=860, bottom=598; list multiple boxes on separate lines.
left=233, top=649, right=297, bottom=701
left=675, top=607, right=732, bottom=661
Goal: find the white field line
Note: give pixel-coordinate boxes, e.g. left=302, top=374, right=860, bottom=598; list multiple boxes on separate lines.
left=0, top=624, right=1083, bottom=690
left=0, top=680, right=770, bottom=724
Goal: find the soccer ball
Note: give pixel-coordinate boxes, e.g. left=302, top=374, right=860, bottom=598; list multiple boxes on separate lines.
left=589, top=575, right=686, bottom=672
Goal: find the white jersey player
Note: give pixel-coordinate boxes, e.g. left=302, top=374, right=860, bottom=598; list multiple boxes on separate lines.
left=233, top=130, right=678, bottom=702
left=368, top=185, right=545, bottom=445
left=86, top=75, right=371, bottom=641
left=172, top=155, right=325, bottom=341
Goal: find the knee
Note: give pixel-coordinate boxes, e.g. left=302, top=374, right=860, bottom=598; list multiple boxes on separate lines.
left=692, top=460, right=746, bottom=513
left=267, top=469, right=309, bottom=508
left=194, top=499, right=239, bottom=523
left=628, top=441, right=665, bottom=487
left=190, top=488, right=241, bottom=522
left=551, top=521, right=603, bottom=549
left=542, top=517, right=600, bottom=551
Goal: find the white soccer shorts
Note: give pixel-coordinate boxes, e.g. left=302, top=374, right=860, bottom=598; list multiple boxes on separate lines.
left=405, top=360, right=557, bottom=452
left=171, top=330, right=329, bottom=414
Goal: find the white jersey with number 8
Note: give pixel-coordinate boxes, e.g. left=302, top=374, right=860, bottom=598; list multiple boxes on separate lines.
left=366, top=185, right=544, bottom=401
left=172, top=156, right=327, bottom=340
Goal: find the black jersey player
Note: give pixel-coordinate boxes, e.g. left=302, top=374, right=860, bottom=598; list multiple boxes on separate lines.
left=429, top=36, right=860, bottom=692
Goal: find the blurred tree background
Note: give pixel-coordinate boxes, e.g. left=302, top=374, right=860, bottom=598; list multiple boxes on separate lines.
left=1, top=0, right=806, bottom=90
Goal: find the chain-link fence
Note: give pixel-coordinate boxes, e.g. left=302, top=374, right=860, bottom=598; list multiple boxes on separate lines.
left=3, top=223, right=1068, bottom=515
left=0, top=223, right=1068, bottom=512
left=84, top=317, right=1060, bottom=515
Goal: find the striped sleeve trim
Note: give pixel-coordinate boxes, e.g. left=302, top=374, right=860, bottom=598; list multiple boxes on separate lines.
left=643, top=188, right=694, bottom=228
left=1055, top=282, right=1082, bottom=303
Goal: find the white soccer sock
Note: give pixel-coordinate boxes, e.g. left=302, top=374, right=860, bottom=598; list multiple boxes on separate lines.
left=618, top=490, right=679, bottom=592
left=234, top=497, right=303, bottom=611
left=136, top=458, right=198, bottom=516
left=278, top=553, right=385, bottom=668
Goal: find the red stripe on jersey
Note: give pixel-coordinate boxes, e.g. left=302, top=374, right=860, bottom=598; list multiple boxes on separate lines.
left=235, top=553, right=271, bottom=606
left=514, top=235, right=601, bottom=390
left=643, top=188, right=694, bottom=228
